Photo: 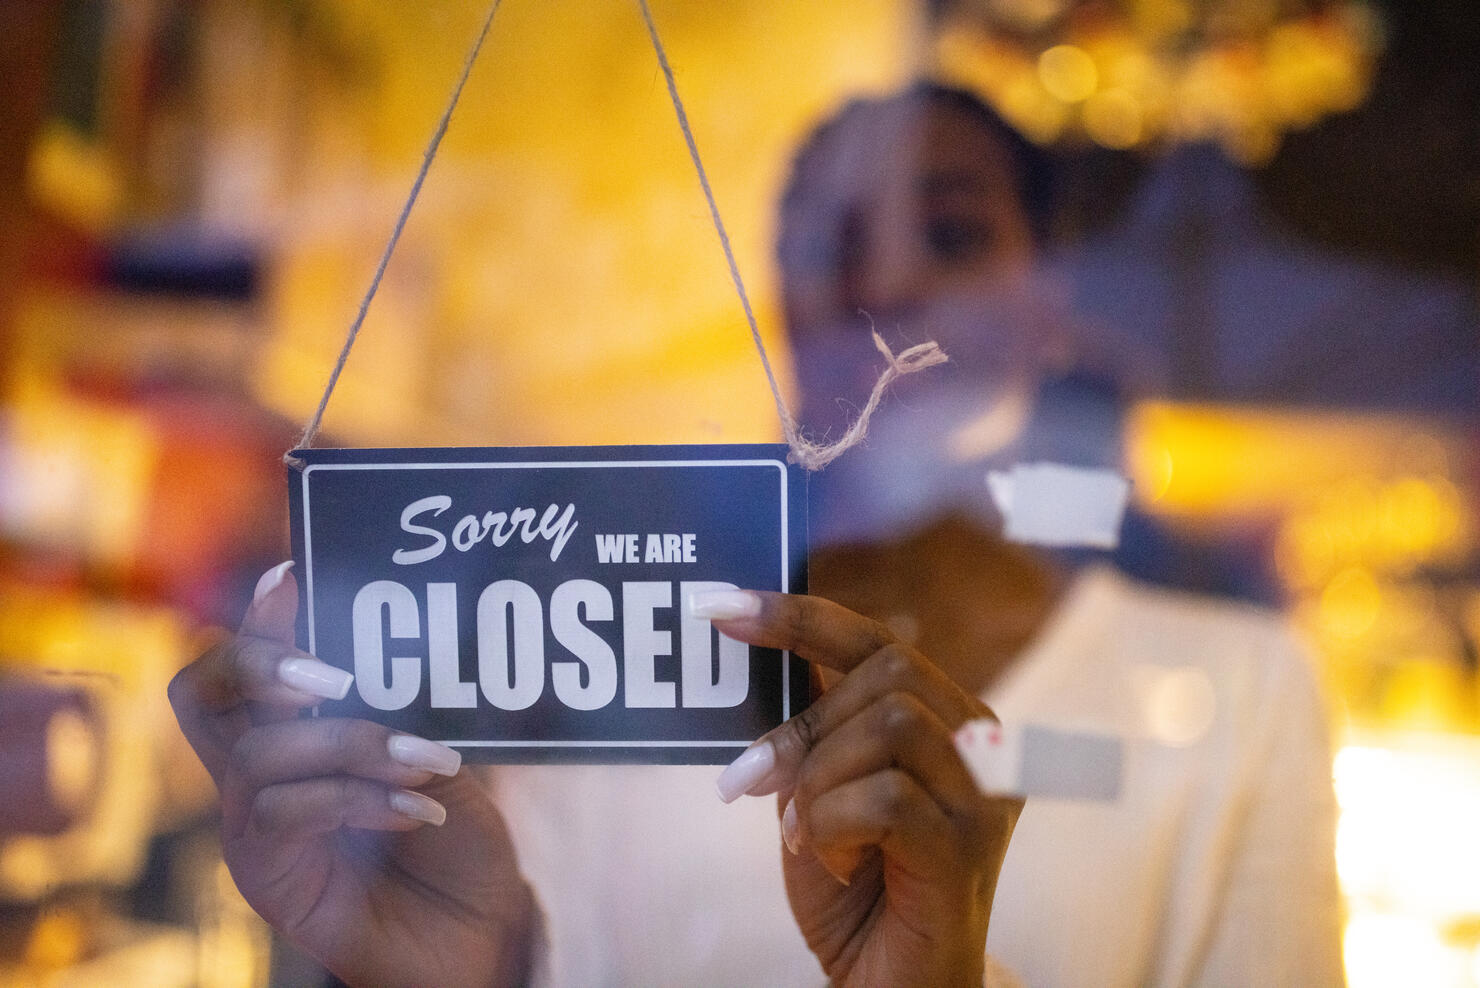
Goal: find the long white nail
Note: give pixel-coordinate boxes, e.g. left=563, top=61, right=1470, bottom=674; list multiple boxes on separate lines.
left=688, top=589, right=761, bottom=621
left=715, top=740, right=776, bottom=803
left=253, top=561, right=295, bottom=605
left=781, top=797, right=800, bottom=855
left=389, top=735, right=461, bottom=777
left=390, top=789, right=446, bottom=826
left=278, top=657, right=354, bottom=700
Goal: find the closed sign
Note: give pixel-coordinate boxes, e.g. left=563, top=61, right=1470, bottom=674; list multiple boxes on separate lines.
left=289, top=445, right=808, bottom=763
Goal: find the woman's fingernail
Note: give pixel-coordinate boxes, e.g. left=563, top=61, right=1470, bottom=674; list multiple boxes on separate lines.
left=278, top=657, right=354, bottom=700
left=253, top=561, right=295, bottom=605
left=390, top=789, right=447, bottom=826
left=389, top=735, right=462, bottom=777
left=687, top=589, right=761, bottom=621
left=781, top=797, right=801, bottom=855
left=715, top=739, right=776, bottom=803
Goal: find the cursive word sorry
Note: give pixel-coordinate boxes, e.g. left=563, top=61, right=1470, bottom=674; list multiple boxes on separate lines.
left=392, top=495, right=579, bottom=565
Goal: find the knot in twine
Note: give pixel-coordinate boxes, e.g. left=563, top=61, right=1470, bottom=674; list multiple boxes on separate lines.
left=783, top=331, right=948, bottom=471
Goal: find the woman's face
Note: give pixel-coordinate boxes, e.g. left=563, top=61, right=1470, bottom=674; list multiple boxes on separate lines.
left=780, top=97, right=1047, bottom=437
left=781, top=99, right=1036, bottom=337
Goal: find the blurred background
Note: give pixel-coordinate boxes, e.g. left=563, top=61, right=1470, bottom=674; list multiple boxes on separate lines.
left=1, top=0, right=1478, bottom=984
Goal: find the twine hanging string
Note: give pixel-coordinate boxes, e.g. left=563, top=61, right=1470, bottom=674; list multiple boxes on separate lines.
left=633, top=0, right=945, bottom=470
left=286, top=0, right=504, bottom=469
left=286, top=0, right=945, bottom=472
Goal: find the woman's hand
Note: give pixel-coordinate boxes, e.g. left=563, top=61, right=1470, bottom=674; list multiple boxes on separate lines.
left=169, top=563, right=534, bottom=988
left=698, top=590, right=1021, bottom=988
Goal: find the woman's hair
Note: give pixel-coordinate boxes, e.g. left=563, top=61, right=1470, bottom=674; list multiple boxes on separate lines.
left=776, top=81, right=1057, bottom=276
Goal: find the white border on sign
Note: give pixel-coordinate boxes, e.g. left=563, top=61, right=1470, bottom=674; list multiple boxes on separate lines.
left=300, top=457, right=792, bottom=750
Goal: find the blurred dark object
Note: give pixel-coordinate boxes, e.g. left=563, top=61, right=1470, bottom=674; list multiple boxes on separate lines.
left=1260, top=0, right=1480, bottom=277
left=30, top=223, right=263, bottom=301
left=1112, top=509, right=1281, bottom=606
left=0, top=0, right=66, bottom=356
left=1057, top=145, right=1480, bottom=417
left=105, top=228, right=261, bottom=302
left=0, top=676, right=100, bottom=837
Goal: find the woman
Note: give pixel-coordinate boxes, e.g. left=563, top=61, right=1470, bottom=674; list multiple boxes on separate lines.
left=170, top=84, right=1342, bottom=986
left=778, top=83, right=1343, bottom=986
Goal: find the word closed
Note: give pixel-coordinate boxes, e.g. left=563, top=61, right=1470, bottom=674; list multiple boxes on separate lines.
left=352, top=579, right=747, bottom=712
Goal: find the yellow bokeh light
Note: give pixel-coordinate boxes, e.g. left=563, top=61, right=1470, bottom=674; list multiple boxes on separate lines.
left=26, top=122, right=124, bottom=233
left=1324, top=478, right=1380, bottom=551
left=927, top=2, right=1380, bottom=161
left=22, top=908, right=87, bottom=970
left=1037, top=44, right=1099, bottom=103
left=1377, top=476, right=1466, bottom=562
left=1275, top=515, right=1336, bottom=589
left=1379, top=660, right=1469, bottom=733
left=1083, top=87, right=1145, bottom=148
left=1321, top=566, right=1381, bottom=640
left=997, top=67, right=1071, bottom=143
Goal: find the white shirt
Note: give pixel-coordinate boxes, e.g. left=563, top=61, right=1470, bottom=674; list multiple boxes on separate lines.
left=984, top=567, right=1344, bottom=986
left=491, top=567, right=1344, bottom=986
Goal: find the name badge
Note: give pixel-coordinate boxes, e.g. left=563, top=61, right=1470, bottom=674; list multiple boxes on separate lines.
left=288, top=444, right=808, bottom=763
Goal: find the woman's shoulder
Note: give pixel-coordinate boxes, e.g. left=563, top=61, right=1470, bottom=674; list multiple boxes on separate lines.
left=1027, top=565, right=1326, bottom=731
left=1083, top=565, right=1311, bottom=669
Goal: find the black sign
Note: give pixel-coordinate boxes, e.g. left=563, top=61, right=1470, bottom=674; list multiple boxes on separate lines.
left=288, top=445, right=808, bottom=763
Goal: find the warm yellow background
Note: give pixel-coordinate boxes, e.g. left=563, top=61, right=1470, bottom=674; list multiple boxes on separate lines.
left=243, top=0, right=917, bottom=448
